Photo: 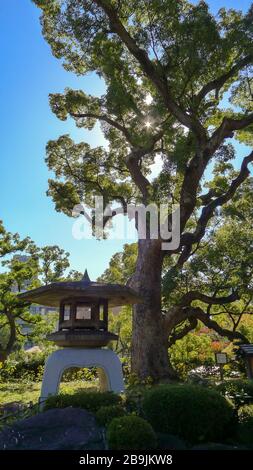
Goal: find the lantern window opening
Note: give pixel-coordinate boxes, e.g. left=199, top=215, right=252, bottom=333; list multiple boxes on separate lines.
left=63, top=304, right=71, bottom=321
left=76, top=303, right=92, bottom=320
left=99, top=304, right=104, bottom=322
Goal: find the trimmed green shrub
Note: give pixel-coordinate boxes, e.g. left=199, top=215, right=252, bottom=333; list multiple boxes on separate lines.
left=142, top=384, right=235, bottom=443
left=237, top=405, right=253, bottom=446
left=44, top=391, right=122, bottom=412
left=217, top=379, right=253, bottom=409
left=107, top=416, right=157, bottom=450
left=96, top=405, right=126, bottom=426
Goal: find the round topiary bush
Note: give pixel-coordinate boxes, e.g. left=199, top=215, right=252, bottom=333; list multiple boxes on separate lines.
left=142, top=384, right=235, bottom=444
left=96, top=405, right=126, bottom=427
left=107, top=415, right=157, bottom=450
left=236, top=404, right=253, bottom=446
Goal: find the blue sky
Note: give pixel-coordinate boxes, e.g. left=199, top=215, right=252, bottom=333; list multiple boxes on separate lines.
left=0, top=0, right=251, bottom=279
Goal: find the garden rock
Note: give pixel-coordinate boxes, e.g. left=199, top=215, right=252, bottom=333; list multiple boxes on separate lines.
left=0, top=407, right=105, bottom=450
left=156, top=433, right=188, bottom=450
left=192, top=442, right=247, bottom=450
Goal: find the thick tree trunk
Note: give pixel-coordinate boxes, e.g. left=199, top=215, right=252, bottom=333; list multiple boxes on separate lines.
left=129, top=239, right=177, bottom=381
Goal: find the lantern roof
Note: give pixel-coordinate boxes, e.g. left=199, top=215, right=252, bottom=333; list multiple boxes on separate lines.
left=18, top=269, right=142, bottom=307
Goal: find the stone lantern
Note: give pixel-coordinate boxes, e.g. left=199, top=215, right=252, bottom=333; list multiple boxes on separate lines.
left=19, top=270, right=142, bottom=405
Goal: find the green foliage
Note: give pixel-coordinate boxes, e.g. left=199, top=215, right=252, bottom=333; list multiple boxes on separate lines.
left=237, top=405, right=253, bottom=446
left=34, top=0, right=253, bottom=216
left=61, top=367, right=97, bottom=383
left=96, top=405, right=126, bottom=427
left=44, top=390, right=122, bottom=412
left=25, top=313, right=58, bottom=348
left=142, top=384, right=235, bottom=443
left=107, top=415, right=157, bottom=450
left=98, top=243, right=137, bottom=284
left=166, top=182, right=253, bottom=303
left=99, top=244, right=136, bottom=358
left=217, top=379, right=253, bottom=409
left=170, top=332, right=214, bottom=379
left=109, top=306, right=132, bottom=357
left=0, top=219, right=74, bottom=360
left=0, top=222, right=39, bottom=360
left=0, top=354, right=45, bottom=382
left=238, top=404, right=253, bottom=421
left=0, top=220, right=32, bottom=258
left=124, top=384, right=152, bottom=415
left=39, top=245, right=70, bottom=284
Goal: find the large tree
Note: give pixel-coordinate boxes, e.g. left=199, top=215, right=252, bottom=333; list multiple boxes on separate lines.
left=101, top=180, right=253, bottom=374
left=33, top=0, right=253, bottom=380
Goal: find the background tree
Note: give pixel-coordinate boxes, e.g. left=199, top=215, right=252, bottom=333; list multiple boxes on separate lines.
left=33, top=0, right=253, bottom=380
left=0, top=222, right=38, bottom=362
left=39, top=245, right=70, bottom=284
left=98, top=244, right=137, bottom=284
left=0, top=221, right=73, bottom=362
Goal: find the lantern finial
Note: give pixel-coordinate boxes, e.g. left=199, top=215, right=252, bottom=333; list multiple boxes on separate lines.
left=82, top=269, right=91, bottom=283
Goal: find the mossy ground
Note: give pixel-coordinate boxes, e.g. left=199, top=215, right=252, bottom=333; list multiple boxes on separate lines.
left=0, top=380, right=98, bottom=408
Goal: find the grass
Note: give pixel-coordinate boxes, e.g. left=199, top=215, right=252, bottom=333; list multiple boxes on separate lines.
left=0, top=380, right=99, bottom=408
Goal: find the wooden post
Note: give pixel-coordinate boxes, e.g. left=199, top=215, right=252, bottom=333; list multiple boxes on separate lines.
left=103, top=301, right=108, bottom=331
left=70, top=300, right=76, bottom=330
left=219, top=364, right=224, bottom=382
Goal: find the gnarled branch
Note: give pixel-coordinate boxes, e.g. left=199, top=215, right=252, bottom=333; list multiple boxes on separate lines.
left=178, top=150, right=253, bottom=266
left=191, top=306, right=249, bottom=344
left=195, top=55, right=253, bottom=106
left=207, top=113, right=253, bottom=155
left=180, top=290, right=240, bottom=307
left=168, top=317, right=198, bottom=346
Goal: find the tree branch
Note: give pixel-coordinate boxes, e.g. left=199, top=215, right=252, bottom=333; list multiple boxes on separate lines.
left=125, top=131, right=165, bottom=202
left=191, top=306, right=249, bottom=344
left=93, top=0, right=206, bottom=141
left=180, top=290, right=240, bottom=307
left=125, top=149, right=151, bottom=203
left=195, top=55, right=253, bottom=106
left=207, top=113, right=253, bottom=155
left=178, top=150, right=253, bottom=265
left=168, top=317, right=198, bottom=346
left=70, top=112, right=133, bottom=144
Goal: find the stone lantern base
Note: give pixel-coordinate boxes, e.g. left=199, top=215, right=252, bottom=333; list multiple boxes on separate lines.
left=40, top=348, right=125, bottom=408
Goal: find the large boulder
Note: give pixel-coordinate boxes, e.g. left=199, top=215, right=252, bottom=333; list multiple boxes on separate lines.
left=0, top=407, right=105, bottom=450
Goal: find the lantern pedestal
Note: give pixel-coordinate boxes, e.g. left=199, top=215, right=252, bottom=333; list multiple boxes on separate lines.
left=39, top=348, right=125, bottom=408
